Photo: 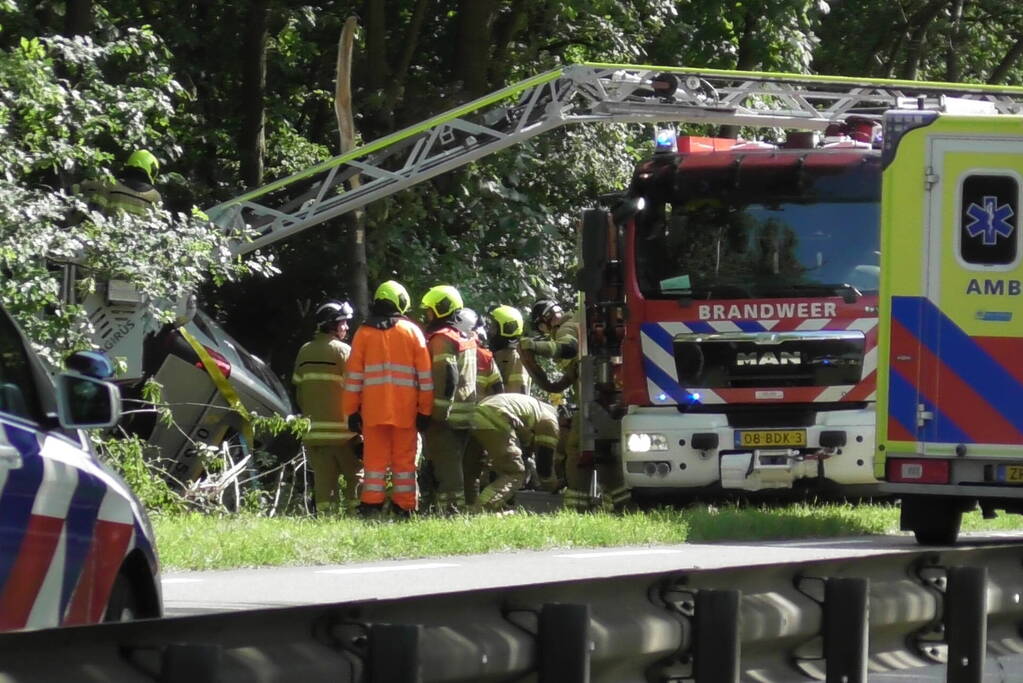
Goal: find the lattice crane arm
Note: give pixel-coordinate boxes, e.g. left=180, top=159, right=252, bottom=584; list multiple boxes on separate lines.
left=207, top=63, right=1023, bottom=256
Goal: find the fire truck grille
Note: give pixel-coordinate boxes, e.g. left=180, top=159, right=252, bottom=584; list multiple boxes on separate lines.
left=672, top=331, right=865, bottom=388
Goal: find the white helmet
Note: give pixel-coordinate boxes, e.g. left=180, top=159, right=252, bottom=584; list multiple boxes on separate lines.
left=450, top=307, right=478, bottom=337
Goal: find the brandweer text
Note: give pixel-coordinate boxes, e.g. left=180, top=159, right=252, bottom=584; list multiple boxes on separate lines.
left=697, top=302, right=838, bottom=321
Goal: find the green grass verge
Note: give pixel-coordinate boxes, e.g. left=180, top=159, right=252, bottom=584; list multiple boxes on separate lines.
left=154, top=502, right=1023, bottom=571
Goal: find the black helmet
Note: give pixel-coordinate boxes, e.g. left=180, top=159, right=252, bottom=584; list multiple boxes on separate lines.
left=316, top=299, right=355, bottom=330
left=530, top=299, right=562, bottom=331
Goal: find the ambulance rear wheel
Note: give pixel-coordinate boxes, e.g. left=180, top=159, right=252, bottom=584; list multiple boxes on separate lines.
left=902, top=496, right=962, bottom=545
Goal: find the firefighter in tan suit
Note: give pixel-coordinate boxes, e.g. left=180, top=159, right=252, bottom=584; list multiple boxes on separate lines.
left=292, top=300, right=362, bottom=515
left=470, top=394, right=559, bottom=512
left=520, top=299, right=630, bottom=511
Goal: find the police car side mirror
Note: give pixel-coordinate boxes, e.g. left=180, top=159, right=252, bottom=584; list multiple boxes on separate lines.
left=55, top=372, right=121, bottom=429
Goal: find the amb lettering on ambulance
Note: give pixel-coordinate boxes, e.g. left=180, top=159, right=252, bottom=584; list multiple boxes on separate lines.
left=698, top=302, right=838, bottom=321
left=965, top=278, right=1022, bottom=295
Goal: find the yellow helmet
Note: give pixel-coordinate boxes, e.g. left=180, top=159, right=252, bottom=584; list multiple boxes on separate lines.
left=420, top=285, right=463, bottom=318
left=490, top=305, right=523, bottom=338
left=125, top=149, right=160, bottom=182
left=374, top=280, right=411, bottom=314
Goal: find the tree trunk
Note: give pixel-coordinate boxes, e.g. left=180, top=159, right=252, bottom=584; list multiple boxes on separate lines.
left=239, top=0, right=269, bottom=189
left=336, top=17, right=370, bottom=318
left=489, top=0, right=530, bottom=83
left=455, top=0, right=497, bottom=97
left=383, top=0, right=430, bottom=113
left=988, top=37, right=1023, bottom=84
left=898, top=0, right=946, bottom=80
left=720, top=9, right=759, bottom=139
left=63, top=0, right=92, bottom=36
left=945, top=0, right=966, bottom=82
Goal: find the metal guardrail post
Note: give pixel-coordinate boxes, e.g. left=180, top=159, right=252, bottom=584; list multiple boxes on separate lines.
left=694, top=589, right=740, bottom=683
left=539, top=603, right=591, bottom=683
left=369, top=624, right=422, bottom=683
left=824, top=577, right=868, bottom=683
left=945, top=566, right=987, bottom=683
left=160, top=643, right=222, bottom=683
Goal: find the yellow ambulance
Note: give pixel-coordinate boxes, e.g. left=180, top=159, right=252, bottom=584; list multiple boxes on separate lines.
left=876, top=107, right=1023, bottom=544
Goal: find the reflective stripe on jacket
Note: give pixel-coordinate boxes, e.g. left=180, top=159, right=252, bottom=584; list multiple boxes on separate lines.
left=342, top=318, right=433, bottom=428
left=494, top=345, right=531, bottom=395
left=529, top=314, right=580, bottom=369
left=473, top=393, right=559, bottom=451
left=292, top=332, right=354, bottom=444
left=427, top=325, right=477, bottom=429
left=79, top=178, right=162, bottom=217
left=476, top=347, right=503, bottom=397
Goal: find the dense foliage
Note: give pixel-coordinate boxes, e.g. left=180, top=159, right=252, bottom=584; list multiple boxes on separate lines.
left=4, top=0, right=1023, bottom=376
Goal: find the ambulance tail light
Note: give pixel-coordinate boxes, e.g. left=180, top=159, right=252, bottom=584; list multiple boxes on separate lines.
left=886, top=458, right=949, bottom=484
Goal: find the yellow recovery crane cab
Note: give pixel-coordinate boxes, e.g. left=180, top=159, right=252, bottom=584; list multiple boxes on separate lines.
left=876, top=106, right=1023, bottom=544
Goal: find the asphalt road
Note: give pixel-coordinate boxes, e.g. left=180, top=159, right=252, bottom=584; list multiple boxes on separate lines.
left=161, top=534, right=936, bottom=616
left=161, top=530, right=1023, bottom=681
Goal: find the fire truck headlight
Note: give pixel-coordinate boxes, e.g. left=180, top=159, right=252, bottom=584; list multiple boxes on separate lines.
left=626, top=432, right=669, bottom=452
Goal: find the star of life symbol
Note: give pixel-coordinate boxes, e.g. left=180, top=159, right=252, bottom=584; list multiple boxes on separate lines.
left=965, top=195, right=1015, bottom=245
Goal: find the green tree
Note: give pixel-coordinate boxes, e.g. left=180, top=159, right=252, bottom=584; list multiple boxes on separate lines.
left=0, top=19, right=273, bottom=363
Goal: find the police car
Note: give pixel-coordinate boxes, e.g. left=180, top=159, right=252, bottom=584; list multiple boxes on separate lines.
left=0, top=303, right=160, bottom=631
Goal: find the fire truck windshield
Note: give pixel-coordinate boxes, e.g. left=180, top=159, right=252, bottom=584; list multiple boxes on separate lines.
left=634, top=153, right=881, bottom=301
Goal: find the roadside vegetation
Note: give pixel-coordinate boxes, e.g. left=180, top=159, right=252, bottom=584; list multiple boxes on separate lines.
left=153, top=503, right=1023, bottom=571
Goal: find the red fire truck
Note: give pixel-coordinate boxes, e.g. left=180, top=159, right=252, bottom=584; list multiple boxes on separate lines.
left=579, top=123, right=885, bottom=502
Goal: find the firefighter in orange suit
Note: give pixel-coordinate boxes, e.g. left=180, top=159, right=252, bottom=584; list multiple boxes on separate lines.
left=342, top=281, right=433, bottom=519
left=469, top=393, right=559, bottom=512
left=420, top=285, right=477, bottom=514
left=292, top=299, right=361, bottom=515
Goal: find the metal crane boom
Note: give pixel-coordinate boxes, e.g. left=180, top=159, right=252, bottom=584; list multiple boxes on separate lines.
left=207, top=63, right=1023, bottom=256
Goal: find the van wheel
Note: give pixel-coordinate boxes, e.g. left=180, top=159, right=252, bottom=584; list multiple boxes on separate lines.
left=103, top=571, right=140, bottom=622
left=902, top=496, right=962, bottom=545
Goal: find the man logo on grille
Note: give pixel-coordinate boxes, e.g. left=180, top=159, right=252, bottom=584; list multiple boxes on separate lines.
left=736, top=351, right=802, bottom=366
left=965, top=196, right=1015, bottom=246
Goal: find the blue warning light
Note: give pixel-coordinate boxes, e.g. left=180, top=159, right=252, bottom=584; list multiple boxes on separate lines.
left=654, top=128, right=677, bottom=152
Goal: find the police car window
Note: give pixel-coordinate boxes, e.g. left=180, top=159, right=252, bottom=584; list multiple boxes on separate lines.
left=0, top=311, right=43, bottom=423
left=960, top=174, right=1018, bottom=266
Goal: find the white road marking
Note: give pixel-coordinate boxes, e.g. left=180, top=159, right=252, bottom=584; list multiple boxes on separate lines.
left=162, top=578, right=204, bottom=584
left=316, top=562, right=460, bottom=576
left=554, top=548, right=686, bottom=559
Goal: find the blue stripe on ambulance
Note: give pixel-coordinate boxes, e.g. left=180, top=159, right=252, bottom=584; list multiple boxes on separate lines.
left=0, top=423, right=43, bottom=590
left=886, top=368, right=919, bottom=438
left=892, top=296, right=1023, bottom=435
left=59, top=469, right=106, bottom=614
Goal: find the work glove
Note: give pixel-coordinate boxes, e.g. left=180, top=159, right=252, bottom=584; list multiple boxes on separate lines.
left=535, top=446, right=554, bottom=478
left=347, top=412, right=363, bottom=435
left=351, top=437, right=364, bottom=461
left=415, top=413, right=432, bottom=433
left=518, top=337, right=535, bottom=352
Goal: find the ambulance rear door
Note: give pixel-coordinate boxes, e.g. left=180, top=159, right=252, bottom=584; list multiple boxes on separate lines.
left=917, top=119, right=1023, bottom=466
